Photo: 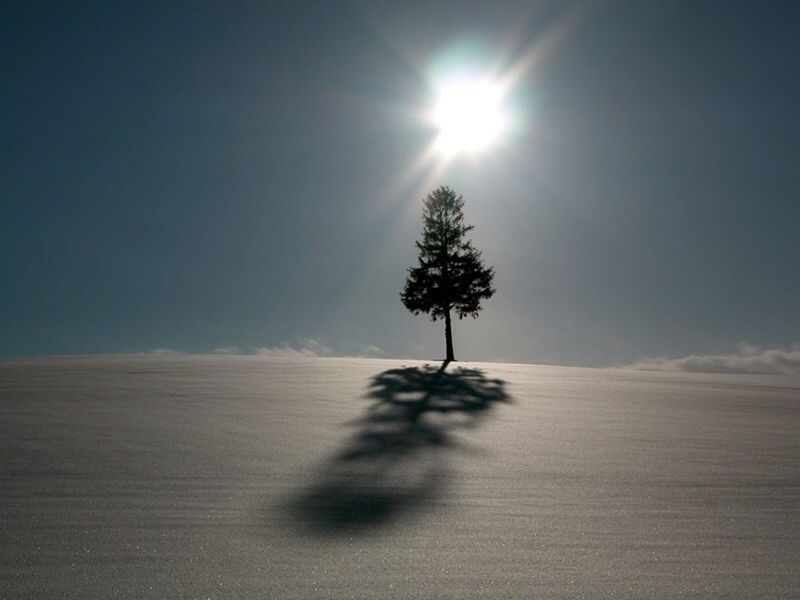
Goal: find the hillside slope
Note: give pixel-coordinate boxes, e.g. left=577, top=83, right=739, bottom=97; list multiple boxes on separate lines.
left=1, top=355, right=798, bottom=598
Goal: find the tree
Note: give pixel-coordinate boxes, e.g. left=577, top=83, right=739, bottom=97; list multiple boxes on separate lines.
left=401, top=186, right=495, bottom=362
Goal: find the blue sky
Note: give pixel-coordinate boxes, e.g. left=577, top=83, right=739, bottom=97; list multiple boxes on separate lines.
left=2, top=1, right=799, bottom=366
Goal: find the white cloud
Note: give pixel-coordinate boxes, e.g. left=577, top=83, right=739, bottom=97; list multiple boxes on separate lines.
left=253, top=338, right=331, bottom=358
left=358, top=343, right=385, bottom=357
left=338, top=342, right=385, bottom=358
left=251, top=339, right=385, bottom=358
left=623, top=343, right=800, bottom=375
left=154, top=340, right=385, bottom=358
left=212, top=346, right=240, bottom=355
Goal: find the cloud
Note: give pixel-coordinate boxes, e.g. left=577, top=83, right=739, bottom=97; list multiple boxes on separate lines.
left=156, top=340, right=384, bottom=359
left=357, top=343, right=385, bottom=357
left=338, top=342, right=385, bottom=358
left=212, top=346, right=239, bottom=355
left=253, top=338, right=332, bottom=358
left=623, top=343, right=800, bottom=375
left=252, top=338, right=386, bottom=358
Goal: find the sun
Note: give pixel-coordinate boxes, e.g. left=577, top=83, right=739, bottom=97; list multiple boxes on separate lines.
left=431, top=76, right=507, bottom=156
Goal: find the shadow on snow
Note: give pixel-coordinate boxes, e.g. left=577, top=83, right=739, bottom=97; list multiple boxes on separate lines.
left=285, top=361, right=510, bottom=535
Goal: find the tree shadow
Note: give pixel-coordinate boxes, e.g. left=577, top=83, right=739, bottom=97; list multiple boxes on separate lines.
left=285, top=361, right=510, bottom=536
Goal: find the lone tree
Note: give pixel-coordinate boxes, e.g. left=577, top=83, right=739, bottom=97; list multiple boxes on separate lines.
left=401, top=186, right=495, bottom=362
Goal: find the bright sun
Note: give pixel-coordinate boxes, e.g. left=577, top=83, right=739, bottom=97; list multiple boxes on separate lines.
left=432, top=77, right=507, bottom=156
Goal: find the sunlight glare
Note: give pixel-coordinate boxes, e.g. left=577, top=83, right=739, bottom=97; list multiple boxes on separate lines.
left=432, top=77, right=507, bottom=156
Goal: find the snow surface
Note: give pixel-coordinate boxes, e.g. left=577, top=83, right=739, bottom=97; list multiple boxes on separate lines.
left=1, top=355, right=798, bottom=598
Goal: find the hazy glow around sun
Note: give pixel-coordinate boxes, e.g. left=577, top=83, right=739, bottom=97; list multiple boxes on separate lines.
left=431, top=76, right=507, bottom=156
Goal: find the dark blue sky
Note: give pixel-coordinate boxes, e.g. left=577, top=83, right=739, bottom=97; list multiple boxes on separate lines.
left=2, top=1, right=799, bottom=365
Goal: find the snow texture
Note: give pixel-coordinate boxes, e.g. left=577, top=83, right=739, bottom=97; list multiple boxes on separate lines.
left=1, top=355, right=798, bottom=598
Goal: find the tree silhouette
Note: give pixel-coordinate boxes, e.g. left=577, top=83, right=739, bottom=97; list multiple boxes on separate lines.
left=401, top=186, right=495, bottom=361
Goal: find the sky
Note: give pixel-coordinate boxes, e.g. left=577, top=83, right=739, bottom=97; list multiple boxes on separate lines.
left=2, top=1, right=799, bottom=367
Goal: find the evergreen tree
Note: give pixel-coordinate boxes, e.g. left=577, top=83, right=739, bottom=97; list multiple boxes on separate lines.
left=401, top=186, right=495, bottom=361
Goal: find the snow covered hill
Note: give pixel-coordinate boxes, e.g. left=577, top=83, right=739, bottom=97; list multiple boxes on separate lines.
left=1, top=355, right=798, bottom=598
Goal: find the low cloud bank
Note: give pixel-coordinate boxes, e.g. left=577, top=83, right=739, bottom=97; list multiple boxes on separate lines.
left=355, top=343, right=385, bottom=357
left=624, top=343, right=800, bottom=375
left=211, top=339, right=384, bottom=359
left=212, top=346, right=239, bottom=355
left=254, top=338, right=332, bottom=358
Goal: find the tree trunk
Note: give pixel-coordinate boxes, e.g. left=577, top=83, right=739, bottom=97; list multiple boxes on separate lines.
left=444, top=309, right=455, bottom=362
